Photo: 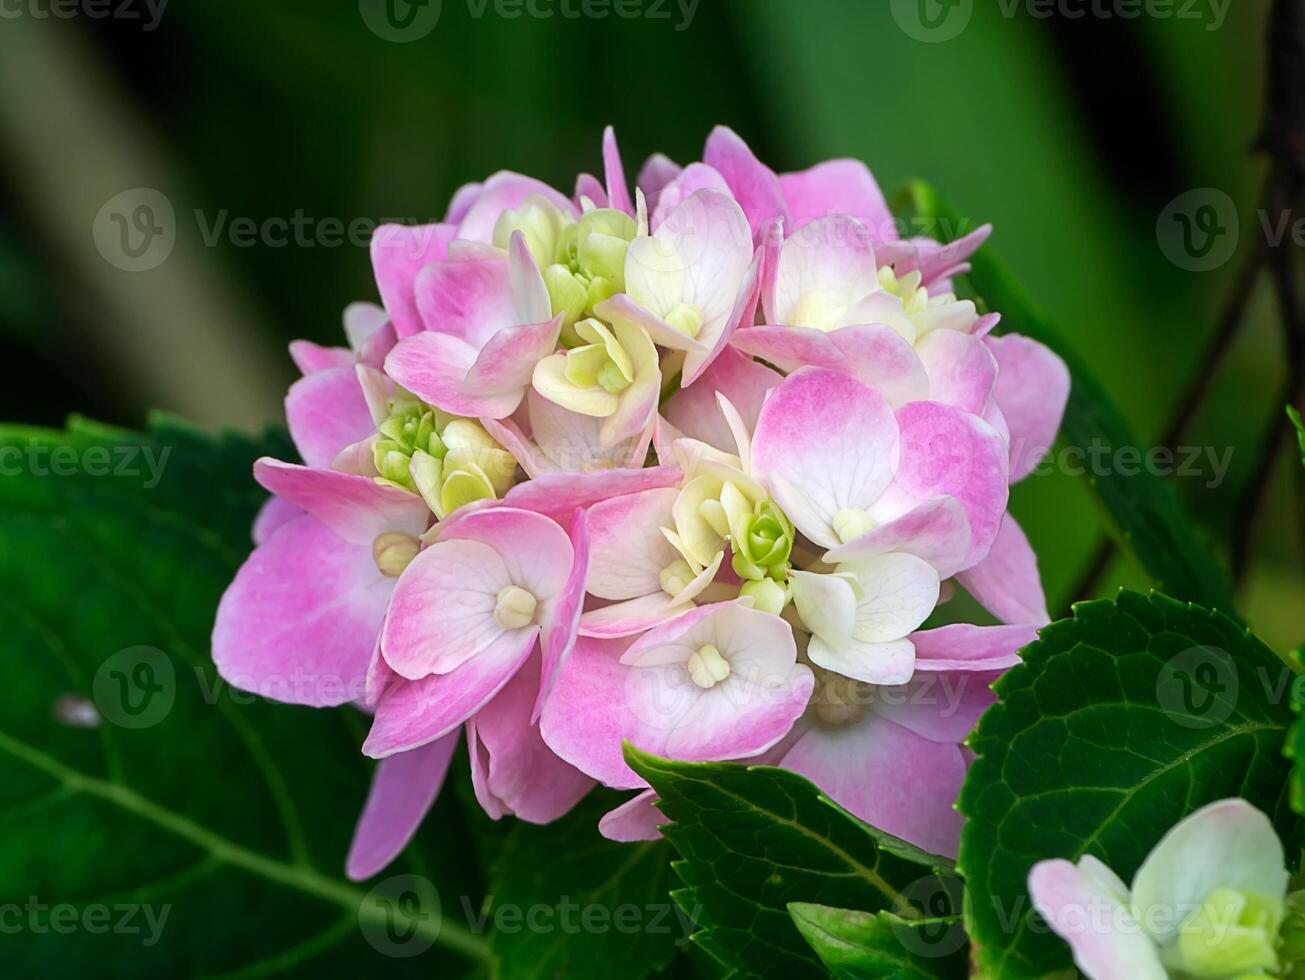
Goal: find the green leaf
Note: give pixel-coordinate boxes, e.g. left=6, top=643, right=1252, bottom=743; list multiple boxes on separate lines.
left=909, top=183, right=1237, bottom=616
left=487, top=790, right=683, bottom=980
left=626, top=746, right=962, bottom=980
left=1285, top=647, right=1305, bottom=817
left=789, top=903, right=967, bottom=979
left=1290, top=406, right=1305, bottom=469
left=958, top=590, right=1298, bottom=979
left=0, top=415, right=491, bottom=976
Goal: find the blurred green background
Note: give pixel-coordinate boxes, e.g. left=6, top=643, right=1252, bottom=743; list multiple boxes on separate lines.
left=0, top=0, right=1298, bottom=648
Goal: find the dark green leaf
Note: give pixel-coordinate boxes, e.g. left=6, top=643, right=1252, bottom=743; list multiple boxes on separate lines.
left=959, top=589, right=1298, bottom=979
left=0, top=415, right=490, bottom=977
left=910, top=183, right=1237, bottom=616
left=626, top=746, right=961, bottom=980
left=789, top=903, right=967, bottom=979
left=488, top=790, right=683, bottom=980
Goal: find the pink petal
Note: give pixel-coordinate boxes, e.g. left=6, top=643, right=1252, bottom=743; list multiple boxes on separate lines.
left=602, top=126, right=633, bottom=216
left=599, top=790, right=667, bottom=842
left=253, top=458, right=429, bottom=546
left=664, top=347, right=781, bottom=453
left=364, top=629, right=539, bottom=758
left=824, top=497, right=971, bottom=578
left=289, top=340, right=352, bottom=375
left=882, top=401, right=1009, bottom=569
left=534, top=509, right=590, bottom=720
left=830, top=324, right=932, bottom=407
left=455, top=171, right=576, bottom=244
left=910, top=622, right=1039, bottom=673
left=915, top=330, right=999, bottom=414
left=371, top=223, right=457, bottom=338
left=539, top=635, right=645, bottom=789
left=468, top=650, right=594, bottom=822
left=879, top=226, right=993, bottom=289
left=463, top=316, right=562, bottom=397
left=574, top=172, right=607, bottom=209
left=212, top=515, right=389, bottom=707
left=285, top=365, right=376, bottom=469
left=252, top=495, right=302, bottom=545
left=445, top=182, right=483, bottom=223
left=986, top=333, right=1070, bottom=482
left=955, top=514, right=1050, bottom=625
left=683, top=246, right=763, bottom=386
left=435, top=506, right=576, bottom=603
left=384, top=332, right=525, bottom=419
left=346, top=733, right=459, bottom=880
left=594, top=293, right=708, bottom=353
left=770, top=215, right=878, bottom=326
left=730, top=324, right=849, bottom=373
left=779, top=159, right=896, bottom=241
left=503, top=466, right=682, bottom=522
left=750, top=368, right=901, bottom=548
left=703, top=126, right=789, bottom=241
left=413, top=257, right=517, bottom=349
left=586, top=488, right=680, bottom=600
left=579, top=593, right=696, bottom=638
left=870, top=668, right=1004, bottom=744
left=780, top=714, right=966, bottom=858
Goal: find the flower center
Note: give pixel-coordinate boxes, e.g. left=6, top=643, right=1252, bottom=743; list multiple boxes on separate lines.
left=493, top=586, right=538, bottom=630
left=373, top=532, right=420, bottom=577
left=1175, top=887, right=1284, bottom=977
left=659, top=559, right=696, bottom=598
left=664, top=302, right=704, bottom=340
left=811, top=669, right=871, bottom=727
left=832, top=508, right=876, bottom=544
left=687, top=644, right=730, bottom=689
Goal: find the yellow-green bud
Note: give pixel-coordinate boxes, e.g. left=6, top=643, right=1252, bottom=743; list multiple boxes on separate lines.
left=373, top=532, right=420, bottom=577
left=740, top=578, right=788, bottom=615
left=493, top=586, right=538, bottom=630
left=687, top=644, right=730, bottom=689
left=1177, top=888, right=1283, bottom=978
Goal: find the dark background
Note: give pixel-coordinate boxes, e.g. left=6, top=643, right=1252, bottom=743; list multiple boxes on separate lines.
left=0, top=0, right=1298, bottom=648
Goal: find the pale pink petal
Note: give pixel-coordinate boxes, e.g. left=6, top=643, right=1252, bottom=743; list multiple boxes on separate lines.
left=435, top=506, right=576, bottom=607
left=1028, top=860, right=1169, bottom=980
left=285, top=366, right=376, bottom=469
left=289, top=340, right=352, bottom=375
left=636, top=153, right=681, bottom=215
left=910, top=623, right=1039, bottom=673
left=955, top=515, right=1050, bottom=625
left=879, top=401, right=1009, bottom=569
left=213, top=515, right=389, bottom=707
left=599, top=790, right=667, bottom=842
left=574, top=173, right=607, bottom=209
left=986, top=333, right=1070, bottom=482
left=824, top=497, right=971, bottom=578
left=751, top=368, right=900, bottom=548
left=730, top=324, right=849, bottom=373
left=594, top=293, right=708, bottom=353
left=602, top=126, right=634, bottom=216
left=252, top=495, right=302, bottom=545
left=649, top=162, right=731, bottom=232
left=534, top=510, right=590, bottom=720
left=664, top=347, right=781, bottom=453
left=878, top=227, right=992, bottom=289
left=253, top=458, right=429, bottom=545
left=683, top=246, right=762, bottom=385
left=586, top=488, right=680, bottom=600
left=915, top=330, right=999, bottom=414
left=455, top=171, right=577, bottom=244
left=779, top=159, right=896, bottom=242
left=780, top=713, right=966, bottom=857
left=870, top=668, right=1004, bottom=744
left=468, top=650, right=594, bottom=822
left=770, top=215, right=878, bottom=326
left=413, top=257, right=517, bottom=348
left=371, top=223, right=457, bottom=338
left=346, top=733, right=459, bottom=880
left=384, top=332, right=525, bottom=419
left=703, top=126, right=789, bottom=241
left=579, top=593, right=696, bottom=639
left=364, top=629, right=539, bottom=758
left=380, top=538, right=518, bottom=679
left=503, top=466, right=681, bottom=522
left=445, top=182, right=483, bottom=223
left=830, top=324, right=931, bottom=407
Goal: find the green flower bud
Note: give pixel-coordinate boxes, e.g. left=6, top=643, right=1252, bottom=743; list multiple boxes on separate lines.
left=664, top=302, right=704, bottom=340
left=493, top=195, right=570, bottom=270
left=373, top=532, right=420, bottom=577
left=544, top=264, right=589, bottom=331
left=1177, top=888, right=1283, bottom=978
left=740, top=578, right=789, bottom=615
left=730, top=499, right=794, bottom=582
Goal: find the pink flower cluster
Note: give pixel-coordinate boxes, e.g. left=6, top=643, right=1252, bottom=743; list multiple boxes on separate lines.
left=213, top=126, right=1069, bottom=879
